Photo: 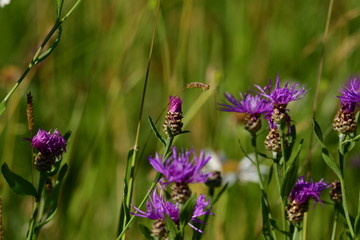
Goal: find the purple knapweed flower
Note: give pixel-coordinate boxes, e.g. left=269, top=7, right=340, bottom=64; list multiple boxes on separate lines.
left=337, top=78, right=360, bottom=113
left=148, top=147, right=211, bottom=184
left=289, top=176, right=330, bottom=206
left=286, top=176, right=330, bottom=223
left=333, top=78, right=360, bottom=134
left=219, top=93, right=271, bottom=133
left=32, top=129, right=67, bottom=157
left=255, top=76, right=309, bottom=107
left=131, top=190, right=179, bottom=222
left=131, top=190, right=213, bottom=234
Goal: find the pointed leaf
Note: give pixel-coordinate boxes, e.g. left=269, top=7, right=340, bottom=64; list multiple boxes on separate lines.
left=138, top=224, right=154, bottom=240
left=179, top=195, right=197, bottom=227
left=1, top=163, right=37, bottom=197
left=281, top=139, right=303, bottom=200
left=63, top=130, right=72, bottom=141
left=42, top=164, right=68, bottom=225
left=165, top=214, right=179, bottom=239
left=148, top=116, right=166, bottom=146
left=313, top=120, right=342, bottom=178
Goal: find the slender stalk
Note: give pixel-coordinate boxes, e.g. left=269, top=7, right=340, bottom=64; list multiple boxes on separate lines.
left=330, top=207, right=338, bottom=240
left=339, top=178, right=355, bottom=238
left=305, top=0, right=334, bottom=175
left=26, top=172, right=46, bottom=240
left=302, top=212, right=307, bottom=240
left=251, top=134, right=277, bottom=240
left=274, top=161, right=286, bottom=239
left=117, top=0, right=161, bottom=238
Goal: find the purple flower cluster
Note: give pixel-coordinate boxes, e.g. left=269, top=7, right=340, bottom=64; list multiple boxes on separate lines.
left=219, top=75, right=308, bottom=132
left=255, top=76, right=309, bottom=107
left=337, top=77, right=360, bottom=113
left=219, top=93, right=270, bottom=116
left=31, top=129, right=67, bottom=157
left=131, top=190, right=213, bottom=233
left=148, top=147, right=211, bottom=184
left=289, top=176, right=330, bottom=206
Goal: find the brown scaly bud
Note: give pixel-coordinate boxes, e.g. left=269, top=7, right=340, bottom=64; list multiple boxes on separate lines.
left=244, top=113, right=262, bottom=133
left=171, top=182, right=192, bottom=204
left=265, top=128, right=287, bottom=152
left=34, top=152, right=55, bottom=172
left=285, top=200, right=308, bottom=223
left=163, top=96, right=183, bottom=137
left=333, top=109, right=357, bottom=134
left=205, top=171, right=222, bottom=188
left=272, top=104, right=290, bottom=124
left=151, top=219, right=167, bottom=239
left=26, top=92, right=34, bottom=133
left=329, top=180, right=342, bottom=203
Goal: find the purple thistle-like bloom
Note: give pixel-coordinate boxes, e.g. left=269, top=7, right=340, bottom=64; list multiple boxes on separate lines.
left=131, top=190, right=179, bottom=222
left=148, top=147, right=211, bottom=184
left=219, top=93, right=271, bottom=115
left=131, top=191, right=213, bottom=233
left=31, top=129, right=67, bottom=157
left=255, top=76, right=309, bottom=106
left=289, top=176, right=330, bottom=206
left=337, top=78, right=360, bottom=113
left=168, top=96, right=182, bottom=113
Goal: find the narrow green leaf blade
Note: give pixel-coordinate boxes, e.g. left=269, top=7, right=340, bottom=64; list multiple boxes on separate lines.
left=281, top=139, right=303, bottom=200
left=148, top=116, right=166, bottom=146
left=179, top=195, right=197, bottom=227
left=0, top=101, right=6, bottom=116
left=138, top=224, right=154, bottom=240
left=1, top=163, right=37, bottom=197
left=165, top=214, right=179, bottom=239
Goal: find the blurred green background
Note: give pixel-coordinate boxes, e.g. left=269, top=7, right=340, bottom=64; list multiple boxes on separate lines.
left=0, top=0, right=360, bottom=239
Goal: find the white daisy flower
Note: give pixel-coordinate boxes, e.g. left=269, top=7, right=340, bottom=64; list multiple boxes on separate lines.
left=0, top=0, right=10, bottom=7
left=205, top=150, right=268, bottom=185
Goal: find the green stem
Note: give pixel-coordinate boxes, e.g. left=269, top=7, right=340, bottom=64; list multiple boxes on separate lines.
left=330, top=206, right=338, bottom=240
left=274, top=161, right=286, bottom=239
left=26, top=172, right=47, bottom=240
left=116, top=1, right=161, bottom=238
left=339, top=178, right=355, bottom=238
left=251, top=134, right=277, bottom=240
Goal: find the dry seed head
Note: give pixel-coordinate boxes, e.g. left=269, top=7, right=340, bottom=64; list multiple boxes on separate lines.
left=333, top=109, right=357, bottom=134
left=205, top=171, right=222, bottom=188
left=26, top=92, right=34, bottom=133
left=186, top=82, right=210, bottom=91
left=171, top=182, right=192, bottom=204
left=285, top=200, right=308, bottom=223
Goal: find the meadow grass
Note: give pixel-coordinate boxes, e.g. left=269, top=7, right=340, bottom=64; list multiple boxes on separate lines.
left=0, top=0, right=360, bottom=239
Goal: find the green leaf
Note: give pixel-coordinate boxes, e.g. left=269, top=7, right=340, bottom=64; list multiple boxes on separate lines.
left=165, top=214, right=179, bottom=240
left=148, top=116, right=166, bottom=146
left=138, top=224, right=154, bottom=240
left=1, top=163, right=37, bottom=197
left=38, top=164, right=68, bottom=228
left=313, top=119, right=342, bottom=179
left=63, top=130, right=72, bottom=141
left=179, top=195, right=197, bottom=227
left=281, top=139, right=303, bottom=200
left=0, top=101, right=6, bottom=116
left=261, top=195, right=274, bottom=240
